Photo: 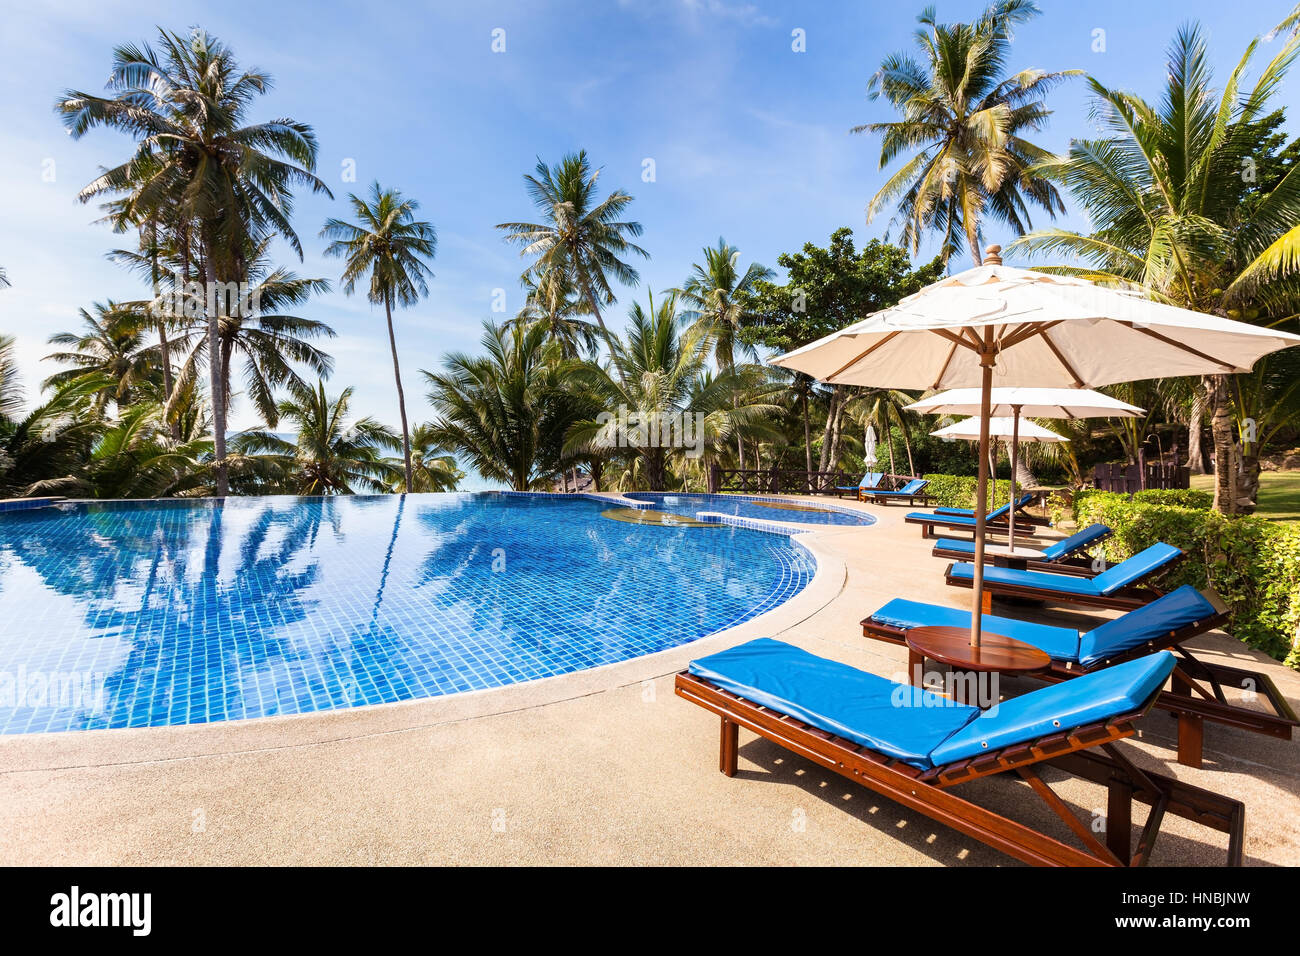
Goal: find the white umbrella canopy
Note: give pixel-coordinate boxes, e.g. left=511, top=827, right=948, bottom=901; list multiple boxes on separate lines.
left=864, top=424, right=878, bottom=468
left=771, top=248, right=1300, bottom=646
left=931, top=417, right=1067, bottom=515
left=772, top=258, right=1300, bottom=390
left=911, top=388, right=1139, bottom=548
left=931, top=417, right=1068, bottom=442
left=906, top=387, right=1145, bottom=420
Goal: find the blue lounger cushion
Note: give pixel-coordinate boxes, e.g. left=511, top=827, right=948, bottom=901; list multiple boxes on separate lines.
left=935, top=524, right=1111, bottom=562
left=688, top=639, right=1175, bottom=770
left=872, top=479, right=929, bottom=497
left=870, top=585, right=1216, bottom=670
left=929, top=652, right=1175, bottom=765
left=869, top=598, right=1083, bottom=661
left=688, top=638, right=979, bottom=768
left=1077, top=585, right=1218, bottom=668
left=838, top=472, right=883, bottom=492
left=933, top=493, right=1033, bottom=519
left=949, top=542, right=1181, bottom=596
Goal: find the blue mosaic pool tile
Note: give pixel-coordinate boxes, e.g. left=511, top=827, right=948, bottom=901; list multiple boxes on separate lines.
left=0, top=493, right=817, bottom=733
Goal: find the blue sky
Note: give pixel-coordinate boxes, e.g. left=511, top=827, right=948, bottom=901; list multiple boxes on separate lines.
left=2, top=0, right=1297, bottom=460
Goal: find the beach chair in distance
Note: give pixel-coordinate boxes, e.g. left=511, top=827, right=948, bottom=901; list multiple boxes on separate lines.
left=861, top=586, right=1299, bottom=767
left=931, top=523, right=1112, bottom=573
left=863, top=477, right=933, bottom=506
left=945, top=543, right=1185, bottom=612
left=904, top=493, right=1044, bottom=539
left=676, top=640, right=1243, bottom=866
left=835, top=472, right=883, bottom=499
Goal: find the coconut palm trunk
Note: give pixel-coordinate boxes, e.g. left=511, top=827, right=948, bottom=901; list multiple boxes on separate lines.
left=202, top=251, right=229, bottom=497
left=384, top=296, right=414, bottom=491
left=1210, top=375, right=1237, bottom=514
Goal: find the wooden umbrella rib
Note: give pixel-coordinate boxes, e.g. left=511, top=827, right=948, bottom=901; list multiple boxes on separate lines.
left=1126, top=323, right=1237, bottom=372
left=1035, top=327, right=1086, bottom=387
left=824, top=330, right=902, bottom=382
left=931, top=336, right=961, bottom=390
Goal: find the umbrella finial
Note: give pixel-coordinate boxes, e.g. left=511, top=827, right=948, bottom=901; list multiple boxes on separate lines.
left=982, top=245, right=1003, bottom=266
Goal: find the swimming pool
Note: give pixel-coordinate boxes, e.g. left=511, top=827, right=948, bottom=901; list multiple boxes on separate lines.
left=628, top=493, right=875, bottom=527
left=0, top=494, right=816, bottom=734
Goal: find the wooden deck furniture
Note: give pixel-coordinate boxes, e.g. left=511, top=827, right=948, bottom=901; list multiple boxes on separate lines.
left=906, top=625, right=1050, bottom=704
left=943, top=543, right=1186, bottom=612
left=861, top=588, right=1299, bottom=768
left=676, top=647, right=1244, bottom=867
left=930, top=523, right=1112, bottom=573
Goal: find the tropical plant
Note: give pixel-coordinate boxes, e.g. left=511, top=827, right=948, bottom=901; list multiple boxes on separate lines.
left=497, top=151, right=648, bottom=357
left=423, top=321, right=583, bottom=491
left=42, top=302, right=160, bottom=411
left=740, top=229, right=943, bottom=471
left=564, top=294, right=782, bottom=491
left=163, top=241, right=334, bottom=429
left=234, top=381, right=399, bottom=495
left=506, top=269, right=601, bottom=358
left=400, top=424, right=464, bottom=493
left=854, top=0, right=1072, bottom=265
left=58, top=27, right=332, bottom=494
left=321, top=182, right=436, bottom=491
left=1008, top=21, right=1300, bottom=512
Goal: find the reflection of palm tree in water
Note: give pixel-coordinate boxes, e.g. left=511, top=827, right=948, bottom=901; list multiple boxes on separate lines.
left=1, top=499, right=334, bottom=728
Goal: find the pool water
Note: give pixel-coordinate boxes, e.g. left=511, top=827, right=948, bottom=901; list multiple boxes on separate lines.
left=628, top=493, right=874, bottom=527
left=0, top=494, right=816, bottom=733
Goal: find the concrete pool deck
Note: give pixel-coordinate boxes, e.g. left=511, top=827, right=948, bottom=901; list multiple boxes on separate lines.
left=1, top=493, right=1297, bottom=866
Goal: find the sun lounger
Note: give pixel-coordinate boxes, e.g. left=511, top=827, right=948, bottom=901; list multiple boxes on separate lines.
left=861, top=586, right=1299, bottom=767
left=931, top=523, right=1112, bottom=572
left=945, top=542, right=1185, bottom=610
left=863, top=477, right=933, bottom=505
left=904, top=494, right=1045, bottom=538
left=676, top=639, right=1243, bottom=866
left=835, top=472, right=883, bottom=498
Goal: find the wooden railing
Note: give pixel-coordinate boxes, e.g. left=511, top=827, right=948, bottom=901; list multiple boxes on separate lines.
left=708, top=466, right=850, bottom=495
left=1092, top=461, right=1190, bottom=493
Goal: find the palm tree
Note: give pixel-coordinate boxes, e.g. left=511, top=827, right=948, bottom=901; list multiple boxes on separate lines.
left=321, top=182, right=436, bottom=492
left=507, top=269, right=601, bottom=358
left=497, top=151, right=649, bottom=357
left=43, top=302, right=158, bottom=410
left=854, top=0, right=1072, bottom=266
left=234, top=381, right=399, bottom=495
left=845, top=389, right=920, bottom=477
left=164, top=241, right=334, bottom=430
left=1008, top=22, right=1300, bottom=512
left=399, top=424, right=464, bottom=493
left=422, top=321, right=580, bottom=491
left=672, top=237, right=774, bottom=467
left=58, top=27, right=332, bottom=495
left=564, top=294, right=781, bottom=491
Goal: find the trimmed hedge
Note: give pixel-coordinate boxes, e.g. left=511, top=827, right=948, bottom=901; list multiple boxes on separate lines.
left=1131, top=488, right=1214, bottom=509
left=1050, top=490, right=1300, bottom=667
left=922, top=473, right=1015, bottom=510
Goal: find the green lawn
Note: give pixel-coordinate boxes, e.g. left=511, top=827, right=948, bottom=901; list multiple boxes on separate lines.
left=1190, top=471, right=1300, bottom=525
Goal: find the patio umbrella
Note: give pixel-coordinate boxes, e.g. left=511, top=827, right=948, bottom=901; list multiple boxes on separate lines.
left=909, top=388, right=1144, bottom=548
left=770, top=246, right=1300, bottom=645
left=930, top=416, right=1069, bottom=514
left=864, top=424, right=878, bottom=470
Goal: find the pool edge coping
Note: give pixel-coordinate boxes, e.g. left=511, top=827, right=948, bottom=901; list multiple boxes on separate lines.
left=0, top=513, right=858, bottom=772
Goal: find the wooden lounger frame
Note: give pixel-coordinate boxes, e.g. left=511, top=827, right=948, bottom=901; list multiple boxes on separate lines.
left=906, top=509, right=1050, bottom=539
left=942, top=553, right=1187, bottom=611
left=930, top=541, right=1098, bottom=574
left=860, top=591, right=1299, bottom=768
left=676, top=671, right=1244, bottom=866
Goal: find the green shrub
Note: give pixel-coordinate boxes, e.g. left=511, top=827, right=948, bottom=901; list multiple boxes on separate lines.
left=1132, top=488, right=1214, bottom=510
left=922, top=473, right=1014, bottom=509
left=1064, top=491, right=1300, bottom=667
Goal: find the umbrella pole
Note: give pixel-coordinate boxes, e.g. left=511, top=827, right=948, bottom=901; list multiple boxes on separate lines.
left=1008, top=406, right=1021, bottom=550
left=970, top=360, right=994, bottom=646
